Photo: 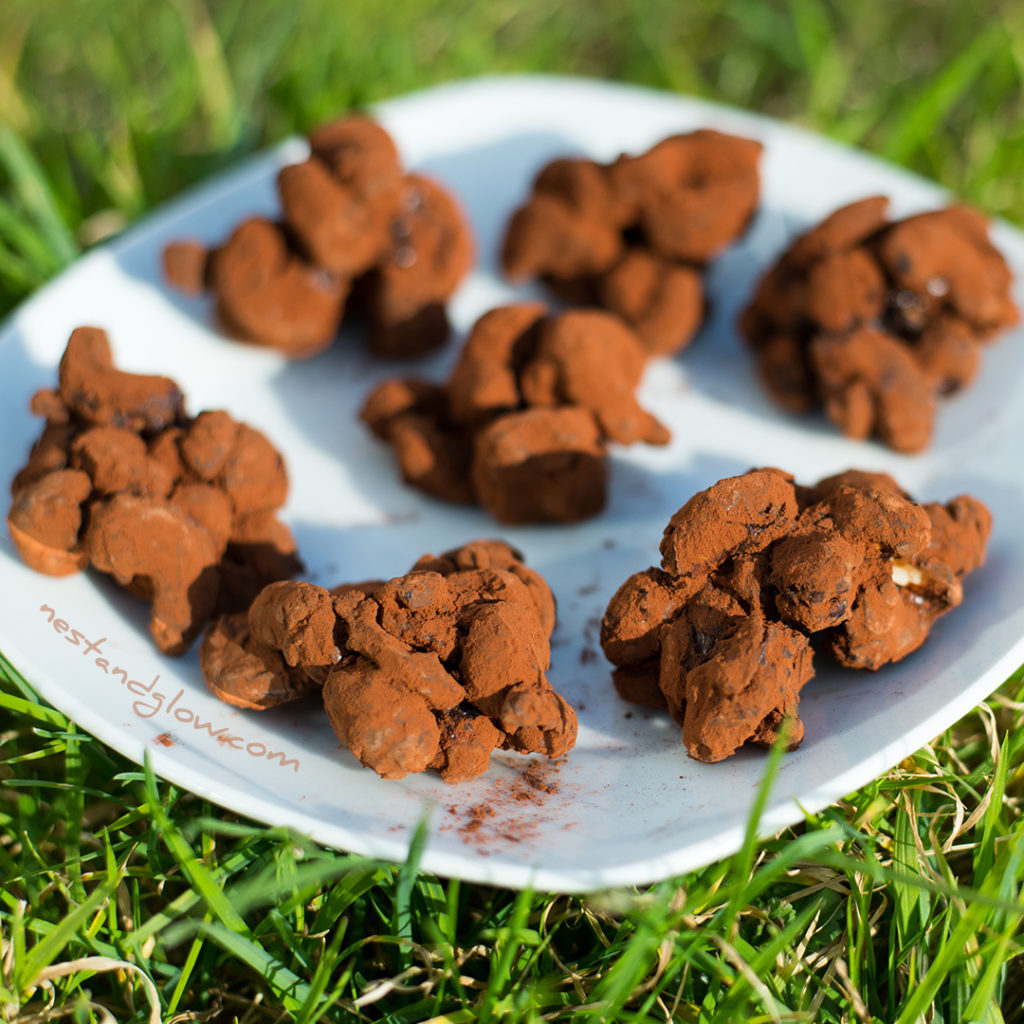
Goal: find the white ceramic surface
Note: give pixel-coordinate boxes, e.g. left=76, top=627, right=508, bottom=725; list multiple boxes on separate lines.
left=2, top=75, right=1023, bottom=893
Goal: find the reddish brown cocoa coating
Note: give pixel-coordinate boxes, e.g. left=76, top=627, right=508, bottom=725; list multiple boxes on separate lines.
left=377, top=571, right=458, bottom=660
left=611, top=662, right=666, bottom=709
left=458, top=600, right=550, bottom=712
left=85, top=494, right=221, bottom=655
left=169, top=483, right=234, bottom=557
left=614, top=130, right=761, bottom=264
left=7, top=469, right=92, bottom=576
left=659, top=468, right=798, bottom=581
left=741, top=197, right=1018, bottom=451
left=428, top=710, right=504, bottom=783
left=10, top=329, right=300, bottom=652
left=503, top=192, right=624, bottom=282
left=363, top=304, right=669, bottom=523
left=360, top=378, right=474, bottom=504
left=520, top=311, right=669, bottom=445
left=218, top=509, right=303, bottom=614
left=202, top=541, right=575, bottom=783
left=601, top=568, right=686, bottom=667
left=277, top=158, right=393, bottom=276
left=324, top=662, right=442, bottom=780
left=924, top=495, right=992, bottom=577
left=162, top=240, right=209, bottom=296
left=249, top=581, right=339, bottom=673
left=660, top=607, right=813, bottom=763
left=602, top=468, right=991, bottom=762
left=164, top=116, right=471, bottom=361
left=60, top=327, right=184, bottom=432
left=70, top=426, right=174, bottom=498
left=597, top=249, right=704, bottom=357
left=307, top=116, right=403, bottom=199
left=413, top=539, right=557, bottom=636
left=471, top=407, right=607, bottom=524
left=502, top=130, right=761, bottom=354
left=363, top=174, right=474, bottom=358
left=446, top=303, right=547, bottom=428
left=810, top=328, right=935, bottom=454
left=208, top=218, right=349, bottom=357
left=200, top=612, right=315, bottom=709
left=11, top=421, right=74, bottom=496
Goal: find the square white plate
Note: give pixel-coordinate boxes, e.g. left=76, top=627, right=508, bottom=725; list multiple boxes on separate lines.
left=2, top=75, right=1023, bottom=892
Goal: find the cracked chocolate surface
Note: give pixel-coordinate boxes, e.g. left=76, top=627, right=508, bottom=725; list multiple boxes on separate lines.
left=201, top=540, right=577, bottom=782
left=602, top=468, right=990, bottom=762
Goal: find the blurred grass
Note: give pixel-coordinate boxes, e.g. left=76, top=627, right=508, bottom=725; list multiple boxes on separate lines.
left=1, top=0, right=1024, bottom=312
left=3, top=1, right=1024, bottom=1021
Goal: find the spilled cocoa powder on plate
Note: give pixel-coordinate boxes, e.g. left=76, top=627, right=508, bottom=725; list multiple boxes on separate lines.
left=442, top=756, right=577, bottom=854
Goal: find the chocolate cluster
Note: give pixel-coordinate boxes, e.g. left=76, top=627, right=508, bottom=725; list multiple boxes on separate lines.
left=8, top=327, right=300, bottom=654
left=201, top=539, right=577, bottom=782
left=164, top=117, right=473, bottom=359
left=741, top=197, right=1019, bottom=452
left=601, top=468, right=990, bottom=763
left=361, top=303, right=669, bottom=523
left=503, top=130, right=762, bottom=356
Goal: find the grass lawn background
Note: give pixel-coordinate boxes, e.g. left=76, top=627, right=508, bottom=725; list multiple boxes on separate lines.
left=2, top=1, right=1024, bottom=1020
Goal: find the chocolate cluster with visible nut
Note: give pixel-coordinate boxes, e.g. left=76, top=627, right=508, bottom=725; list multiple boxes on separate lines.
left=601, top=468, right=990, bottom=763
left=361, top=303, right=669, bottom=523
left=503, top=130, right=762, bottom=357
left=164, top=116, right=473, bottom=359
left=740, top=197, right=1019, bottom=452
left=200, top=539, right=577, bottom=782
left=8, top=327, right=301, bottom=654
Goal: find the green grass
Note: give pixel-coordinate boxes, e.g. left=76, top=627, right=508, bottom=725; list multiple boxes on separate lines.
left=3, top=2, right=1024, bottom=1021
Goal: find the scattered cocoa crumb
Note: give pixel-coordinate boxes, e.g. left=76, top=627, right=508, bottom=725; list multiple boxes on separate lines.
left=454, top=802, right=496, bottom=836
left=441, top=756, right=573, bottom=853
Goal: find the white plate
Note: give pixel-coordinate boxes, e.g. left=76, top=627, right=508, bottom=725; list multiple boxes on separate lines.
left=2, top=75, right=1023, bottom=893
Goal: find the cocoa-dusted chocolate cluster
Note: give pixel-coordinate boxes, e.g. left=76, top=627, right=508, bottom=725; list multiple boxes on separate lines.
left=361, top=303, right=669, bottom=523
left=8, top=327, right=301, bottom=654
left=503, top=130, right=762, bottom=357
left=164, top=116, right=473, bottom=359
left=741, top=197, right=1019, bottom=452
left=200, top=539, right=577, bottom=782
left=601, top=468, right=990, bottom=763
